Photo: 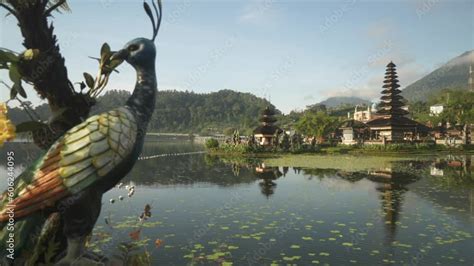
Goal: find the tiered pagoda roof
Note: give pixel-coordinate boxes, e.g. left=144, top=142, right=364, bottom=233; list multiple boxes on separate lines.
left=376, top=62, right=408, bottom=117
left=254, top=106, right=281, bottom=135
left=367, top=62, right=429, bottom=131
left=259, top=107, right=277, bottom=124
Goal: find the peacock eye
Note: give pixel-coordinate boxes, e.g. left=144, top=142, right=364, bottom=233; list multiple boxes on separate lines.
left=128, top=44, right=139, bottom=52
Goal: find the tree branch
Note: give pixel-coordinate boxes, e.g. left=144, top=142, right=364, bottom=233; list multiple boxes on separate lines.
left=44, top=0, right=66, bottom=16
left=0, top=3, right=18, bottom=19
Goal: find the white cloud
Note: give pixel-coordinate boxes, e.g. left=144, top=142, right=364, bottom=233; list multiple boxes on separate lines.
left=319, top=20, right=427, bottom=101
left=322, top=85, right=378, bottom=101
left=397, top=63, right=429, bottom=89
left=449, top=50, right=474, bottom=66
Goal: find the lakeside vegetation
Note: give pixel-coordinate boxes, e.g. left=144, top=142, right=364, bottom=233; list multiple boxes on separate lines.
left=9, top=86, right=472, bottom=137
left=206, top=138, right=474, bottom=156
left=9, top=89, right=277, bottom=135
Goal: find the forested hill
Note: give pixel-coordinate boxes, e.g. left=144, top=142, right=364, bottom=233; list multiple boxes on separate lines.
left=9, top=89, right=277, bottom=135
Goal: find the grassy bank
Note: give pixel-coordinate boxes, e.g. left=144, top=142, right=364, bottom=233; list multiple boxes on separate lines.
left=208, top=144, right=474, bottom=157
left=261, top=154, right=421, bottom=171
left=322, top=143, right=474, bottom=155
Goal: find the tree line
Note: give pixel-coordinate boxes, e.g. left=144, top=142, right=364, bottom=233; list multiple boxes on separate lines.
left=9, top=89, right=277, bottom=135
left=9, top=87, right=473, bottom=138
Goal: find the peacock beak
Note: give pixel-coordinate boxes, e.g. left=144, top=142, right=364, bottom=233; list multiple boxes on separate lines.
left=110, top=49, right=129, bottom=61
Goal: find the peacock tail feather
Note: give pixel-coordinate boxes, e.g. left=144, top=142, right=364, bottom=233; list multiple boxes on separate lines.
left=0, top=153, right=49, bottom=261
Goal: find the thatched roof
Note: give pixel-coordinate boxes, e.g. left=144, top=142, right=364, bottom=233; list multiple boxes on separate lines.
left=253, top=125, right=282, bottom=135
left=366, top=116, right=431, bottom=132
left=259, top=116, right=277, bottom=123
left=261, top=106, right=275, bottom=116
left=376, top=108, right=409, bottom=116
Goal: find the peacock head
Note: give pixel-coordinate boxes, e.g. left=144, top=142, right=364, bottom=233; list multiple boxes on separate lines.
left=111, top=38, right=156, bottom=68
left=110, top=0, right=162, bottom=69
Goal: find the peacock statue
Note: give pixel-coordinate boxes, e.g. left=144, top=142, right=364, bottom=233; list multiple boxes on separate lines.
left=0, top=0, right=162, bottom=264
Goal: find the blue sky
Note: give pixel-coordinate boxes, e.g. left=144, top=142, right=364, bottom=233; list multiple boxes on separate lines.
left=0, top=0, right=473, bottom=113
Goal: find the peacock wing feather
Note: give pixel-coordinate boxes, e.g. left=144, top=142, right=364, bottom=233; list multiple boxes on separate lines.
left=0, top=107, right=137, bottom=222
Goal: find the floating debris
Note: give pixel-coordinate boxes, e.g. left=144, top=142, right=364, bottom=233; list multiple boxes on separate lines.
left=119, top=196, right=124, bottom=201
left=109, top=199, right=115, bottom=204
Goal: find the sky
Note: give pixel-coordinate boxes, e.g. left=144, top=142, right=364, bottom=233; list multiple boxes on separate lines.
left=0, top=0, right=473, bottom=114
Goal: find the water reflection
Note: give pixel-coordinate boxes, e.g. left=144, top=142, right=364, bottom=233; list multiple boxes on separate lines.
left=431, top=155, right=473, bottom=180
left=284, top=167, right=416, bottom=243
left=254, top=164, right=283, bottom=198
left=212, top=157, right=472, bottom=247
left=1, top=142, right=474, bottom=264
left=367, top=170, right=420, bottom=244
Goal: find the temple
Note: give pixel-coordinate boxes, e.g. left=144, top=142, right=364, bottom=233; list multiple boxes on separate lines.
left=253, top=106, right=282, bottom=146
left=340, top=119, right=368, bottom=145
left=365, top=62, right=430, bottom=143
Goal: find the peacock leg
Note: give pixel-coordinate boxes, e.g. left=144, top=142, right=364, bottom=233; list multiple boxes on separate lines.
left=55, top=236, right=87, bottom=265
left=55, top=188, right=103, bottom=265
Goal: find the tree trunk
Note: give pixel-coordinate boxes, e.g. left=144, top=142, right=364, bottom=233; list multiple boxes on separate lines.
left=3, top=1, right=94, bottom=263
left=6, top=0, right=93, bottom=148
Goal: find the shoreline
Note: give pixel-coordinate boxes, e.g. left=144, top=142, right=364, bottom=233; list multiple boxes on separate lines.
left=208, top=149, right=474, bottom=172
left=207, top=147, right=474, bottom=158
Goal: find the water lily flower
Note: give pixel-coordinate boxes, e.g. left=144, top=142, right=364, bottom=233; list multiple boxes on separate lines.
left=129, top=229, right=141, bottom=240
left=155, top=238, right=163, bottom=248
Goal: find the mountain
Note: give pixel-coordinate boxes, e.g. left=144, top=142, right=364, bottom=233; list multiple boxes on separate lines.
left=9, top=89, right=277, bottom=135
left=318, top=96, right=370, bottom=108
left=402, top=50, right=473, bottom=102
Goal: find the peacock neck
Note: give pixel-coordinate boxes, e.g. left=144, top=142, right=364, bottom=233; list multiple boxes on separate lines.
left=126, top=64, right=157, bottom=130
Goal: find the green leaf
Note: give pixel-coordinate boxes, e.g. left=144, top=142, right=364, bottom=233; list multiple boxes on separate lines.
left=16, top=121, right=47, bottom=133
left=0, top=50, right=19, bottom=63
left=13, top=82, right=27, bottom=98
left=100, top=43, right=112, bottom=65
left=100, top=43, right=110, bottom=58
left=83, top=72, right=94, bottom=89
left=108, top=58, right=123, bottom=70
left=10, top=86, right=17, bottom=99
left=9, top=64, right=21, bottom=84
left=101, top=58, right=123, bottom=75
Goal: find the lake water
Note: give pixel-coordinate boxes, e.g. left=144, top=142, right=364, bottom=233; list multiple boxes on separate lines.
left=1, top=141, right=473, bottom=265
